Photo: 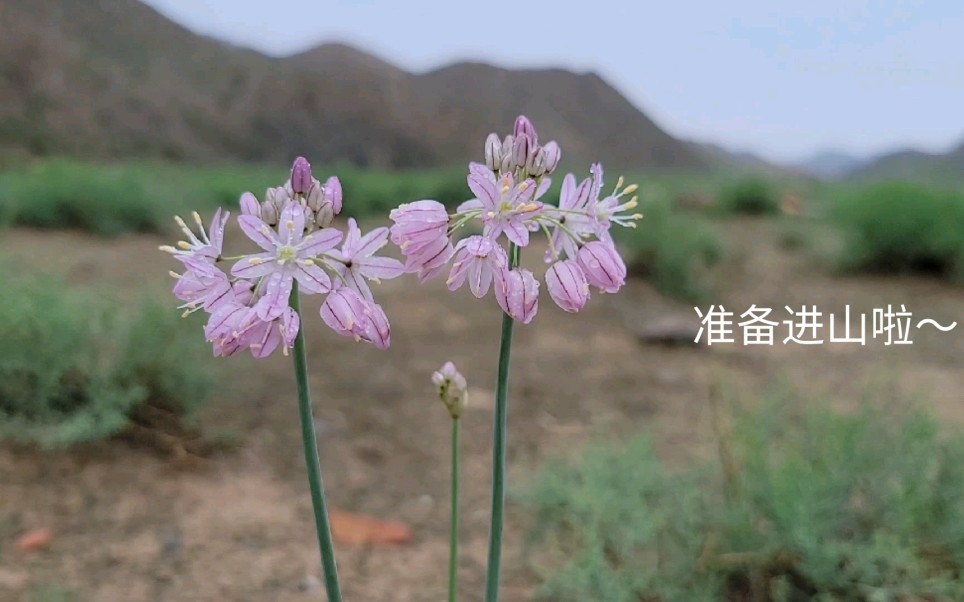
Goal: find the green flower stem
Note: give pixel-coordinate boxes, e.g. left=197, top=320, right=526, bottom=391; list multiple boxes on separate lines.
left=448, top=417, right=460, bottom=602
left=484, top=243, right=520, bottom=602
left=289, top=282, right=343, bottom=602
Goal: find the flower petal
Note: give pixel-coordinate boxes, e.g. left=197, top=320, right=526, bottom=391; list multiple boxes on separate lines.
left=354, top=226, right=389, bottom=258
left=255, top=271, right=293, bottom=320
left=468, top=171, right=498, bottom=211
left=238, top=215, right=279, bottom=252
left=359, top=256, right=405, bottom=280
left=278, top=201, right=306, bottom=245
left=299, top=227, right=344, bottom=257
left=293, top=262, right=332, bottom=294
left=231, top=253, right=278, bottom=279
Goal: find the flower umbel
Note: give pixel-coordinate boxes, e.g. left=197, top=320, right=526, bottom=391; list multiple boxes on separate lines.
left=162, top=157, right=403, bottom=357
left=389, top=115, right=641, bottom=321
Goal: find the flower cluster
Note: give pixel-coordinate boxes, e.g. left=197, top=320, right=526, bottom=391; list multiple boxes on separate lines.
left=432, top=361, right=468, bottom=420
left=162, top=157, right=403, bottom=357
left=389, top=116, right=642, bottom=323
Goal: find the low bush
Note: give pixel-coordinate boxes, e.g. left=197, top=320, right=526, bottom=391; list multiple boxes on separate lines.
left=718, top=177, right=781, bottom=215
left=834, top=181, right=964, bottom=282
left=0, top=159, right=470, bottom=236
left=0, top=160, right=164, bottom=236
left=523, top=395, right=964, bottom=601
left=0, top=270, right=214, bottom=447
left=615, top=190, right=723, bottom=302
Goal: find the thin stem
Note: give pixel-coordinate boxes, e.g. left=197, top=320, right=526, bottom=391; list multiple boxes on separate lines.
left=289, top=282, right=343, bottom=602
left=483, top=243, right=520, bottom=602
left=447, top=418, right=460, bottom=602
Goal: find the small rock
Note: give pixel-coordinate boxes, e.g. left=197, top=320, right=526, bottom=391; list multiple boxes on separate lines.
left=298, top=575, right=321, bottom=592
left=636, top=317, right=701, bottom=347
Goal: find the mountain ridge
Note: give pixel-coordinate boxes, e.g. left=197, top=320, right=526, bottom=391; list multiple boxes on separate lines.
left=0, top=0, right=704, bottom=170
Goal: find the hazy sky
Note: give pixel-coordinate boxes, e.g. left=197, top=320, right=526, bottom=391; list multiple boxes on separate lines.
left=143, top=0, right=964, bottom=163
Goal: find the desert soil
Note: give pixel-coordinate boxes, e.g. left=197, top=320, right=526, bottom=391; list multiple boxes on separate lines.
left=0, top=217, right=961, bottom=601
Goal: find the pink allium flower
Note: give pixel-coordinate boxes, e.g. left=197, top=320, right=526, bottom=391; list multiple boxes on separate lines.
left=544, top=173, right=596, bottom=262
left=545, top=259, right=590, bottom=313
left=165, top=157, right=400, bottom=357
left=387, top=115, right=640, bottom=322
left=468, top=171, right=546, bottom=247
left=320, top=287, right=390, bottom=348
left=446, top=235, right=508, bottom=298
left=577, top=241, right=627, bottom=293
left=389, top=200, right=454, bottom=280
left=161, top=208, right=229, bottom=264
left=171, top=257, right=233, bottom=315
left=495, top=267, right=539, bottom=324
left=232, top=200, right=341, bottom=320
left=329, top=218, right=405, bottom=302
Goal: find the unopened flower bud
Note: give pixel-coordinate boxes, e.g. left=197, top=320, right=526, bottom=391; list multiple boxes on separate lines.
left=290, top=156, right=312, bottom=195
left=526, top=146, right=546, bottom=177
left=512, top=134, right=530, bottom=172
left=315, top=202, right=334, bottom=229
left=432, top=361, right=468, bottom=419
left=501, top=135, right=516, bottom=170
left=262, top=187, right=285, bottom=225
left=513, top=115, right=538, bottom=147
left=305, top=178, right=324, bottom=212
left=324, top=176, right=343, bottom=215
left=239, top=192, right=261, bottom=218
left=484, top=133, right=502, bottom=171
left=541, top=141, right=561, bottom=174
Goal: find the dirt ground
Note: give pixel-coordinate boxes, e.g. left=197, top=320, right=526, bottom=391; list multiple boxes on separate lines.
left=0, top=217, right=961, bottom=601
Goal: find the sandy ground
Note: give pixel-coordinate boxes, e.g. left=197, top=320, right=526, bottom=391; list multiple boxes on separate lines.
left=0, top=217, right=961, bottom=601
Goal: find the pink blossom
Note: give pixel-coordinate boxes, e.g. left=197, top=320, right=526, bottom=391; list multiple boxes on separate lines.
left=320, top=287, right=389, bottom=347
left=446, top=235, right=508, bottom=298
left=545, top=260, right=590, bottom=312
left=389, top=200, right=453, bottom=279
left=544, top=172, right=596, bottom=262
left=577, top=241, right=627, bottom=293
left=329, top=218, right=405, bottom=302
left=171, top=257, right=233, bottom=314
left=232, top=200, right=341, bottom=320
left=162, top=208, right=229, bottom=264
left=468, top=172, right=546, bottom=247
left=495, top=267, right=539, bottom=324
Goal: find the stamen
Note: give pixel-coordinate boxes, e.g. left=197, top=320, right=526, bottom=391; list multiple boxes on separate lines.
left=615, top=176, right=624, bottom=190
left=622, top=184, right=638, bottom=195
left=159, top=245, right=178, bottom=253
left=177, top=241, right=192, bottom=250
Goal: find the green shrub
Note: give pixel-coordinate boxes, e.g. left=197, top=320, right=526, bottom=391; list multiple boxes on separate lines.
left=718, top=177, right=780, bottom=215
left=834, top=182, right=964, bottom=282
left=0, top=160, right=164, bottom=236
left=523, top=395, right=964, bottom=601
left=0, top=270, right=213, bottom=447
left=0, top=159, right=470, bottom=236
left=615, top=191, right=723, bottom=302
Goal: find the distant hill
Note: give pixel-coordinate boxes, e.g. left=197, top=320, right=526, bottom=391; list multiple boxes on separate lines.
left=685, top=140, right=805, bottom=178
left=846, top=141, right=964, bottom=185
left=0, top=0, right=704, bottom=170
left=794, top=150, right=867, bottom=180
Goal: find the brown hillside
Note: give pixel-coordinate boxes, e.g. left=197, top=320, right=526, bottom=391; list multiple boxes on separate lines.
left=0, top=0, right=704, bottom=169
